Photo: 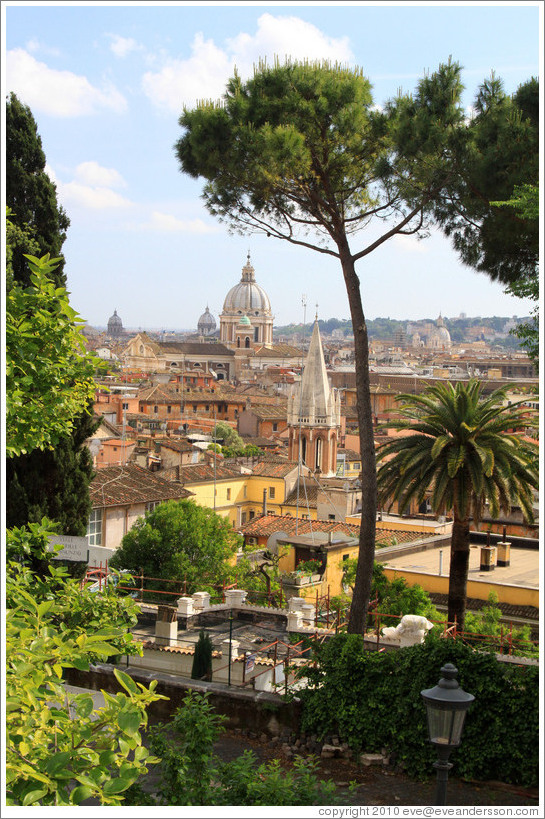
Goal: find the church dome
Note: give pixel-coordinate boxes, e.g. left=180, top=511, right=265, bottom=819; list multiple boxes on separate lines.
left=222, top=254, right=271, bottom=316
left=107, top=309, right=123, bottom=337
left=197, top=305, right=216, bottom=335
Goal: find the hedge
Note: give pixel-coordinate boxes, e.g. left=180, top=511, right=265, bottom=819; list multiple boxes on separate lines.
left=297, top=633, right=539, bottom=787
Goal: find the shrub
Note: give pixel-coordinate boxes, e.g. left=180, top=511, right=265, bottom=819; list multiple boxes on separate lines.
left=297, top=633, right=538, bottom=787
left=191, top=630, right=213, bottom=681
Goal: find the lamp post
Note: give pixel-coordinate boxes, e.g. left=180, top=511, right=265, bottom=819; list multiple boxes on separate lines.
left=421, top=663, right=474, bottom=806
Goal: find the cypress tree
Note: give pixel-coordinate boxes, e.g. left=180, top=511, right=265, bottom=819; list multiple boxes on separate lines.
left=6, top=94, right=98, bottom=536
left=191, top=630, right=213, bottom=681
left=6, top=92, right=70, bottom=288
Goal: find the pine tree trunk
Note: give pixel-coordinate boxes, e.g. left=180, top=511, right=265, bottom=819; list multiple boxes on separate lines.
left=447, top=515, right=470, bottom=633
left=337, top=245, right=377, bottom=634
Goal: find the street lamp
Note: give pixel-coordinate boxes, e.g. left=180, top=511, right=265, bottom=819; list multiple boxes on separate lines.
left=421, top=663, right=474, bottom=806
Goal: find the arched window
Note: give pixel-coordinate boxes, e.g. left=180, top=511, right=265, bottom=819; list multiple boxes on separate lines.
left=301, top=436, right=307, bottom=465
left=245, top=337, right=250, bottom=348
left=254, top=327, right=259, bottom=342
left=237, top=338, right=241, bottom=348
left=315, top=438, right=323, bottom=471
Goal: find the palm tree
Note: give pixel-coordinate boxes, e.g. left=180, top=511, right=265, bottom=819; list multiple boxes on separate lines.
left=376, top=380, right=538, bottom=632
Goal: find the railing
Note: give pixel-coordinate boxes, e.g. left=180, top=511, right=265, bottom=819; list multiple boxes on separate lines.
left=82, top=566, right=538, bottom=659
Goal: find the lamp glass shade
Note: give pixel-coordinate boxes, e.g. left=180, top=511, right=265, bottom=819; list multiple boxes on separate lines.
left=425, top=703, right=468, bottom=747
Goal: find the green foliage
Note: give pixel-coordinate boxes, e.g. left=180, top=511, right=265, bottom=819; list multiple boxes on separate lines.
left=6, top=402, right=100, bottom=535
left=295, top=557, right=322, bottom=575
left=191, top=630, right=213, bottom=681
left=298, top=634, right=539, bottom=787
left=370, top=563, right=442, bottom=627
left=5, top=206, right=40, bottom=291
left=494, top=184, right=539, bottom=368
left=6, top=254, right=99, bottom=458
left=463, top=593, right=537, bottom=657
left=338, top=559, right=442, bottom=627
left=5, top=523, right=166, bottom=806
left=213, top=421, right=244, bottom=450
left=428, top=76, right=538, bottom=286
left=128, top=691, right=338, bottom=805
left=110, top=499, right=241, bottom=597
left=6, top=93, right=70, bottom=288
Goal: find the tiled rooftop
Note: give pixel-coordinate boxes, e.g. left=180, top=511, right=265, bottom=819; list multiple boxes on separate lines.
left=90, top=464, right=193, bottom=508
left=178, top=463, right=245, bottom=483
left=239, top=514, right=434, bottom=546
left=250, top=461, right=299, bottom=478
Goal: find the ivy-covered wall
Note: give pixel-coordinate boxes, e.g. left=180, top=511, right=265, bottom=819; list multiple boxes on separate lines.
left=298, top=634, right=539, bottom=788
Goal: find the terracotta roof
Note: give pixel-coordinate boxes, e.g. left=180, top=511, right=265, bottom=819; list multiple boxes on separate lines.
left=239, top=514, right=433, bottom=547
left=178, top=463, right=244, bottom=484
left=137, top=384, right=184, bottom=402
left=90, top=464, right=193, bottom=508
left=240, top=514, right=360, bottom=539
left=283, top=481, right=320, bottom=508
left=250, top=461, right=299, bottom=478
left=337, top=448, right=361, bottom=461
left=240, top=436, right=279, bottom=448
left=154, top=437, right=195, bottom=453
left=242, top=404, right=288, bottom=420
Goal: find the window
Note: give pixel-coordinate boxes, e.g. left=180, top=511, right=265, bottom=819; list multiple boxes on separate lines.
left=241, top=512, right=247, bottom=525
left=272, top=422, right=278, bottom=432
left=206, top=405, right=209, bottom=411
left=146, top=501, right=160, bottom=513
left=87, top=508, right=102, bottom=546
left=269, top=486, right=276, bottom=499
left=328, top=514, right=336, bottom=521
left=226, top=488, right=231, bottom=500
left=193, top=405, right=197, bottom=412
left=153, top=405, right=158, bottom=414
left=354, top=462, right=361, bottom=470
left=167, top=405, right=172, bottom=414
left=249, top=510, right=255, bottom=520
left=122, top=402, right=129, bottom=411
left=343, top=554, right=349, bottom=562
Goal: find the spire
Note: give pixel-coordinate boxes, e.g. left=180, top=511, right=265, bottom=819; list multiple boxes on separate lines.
left=299, top=319, right=331, bottom=420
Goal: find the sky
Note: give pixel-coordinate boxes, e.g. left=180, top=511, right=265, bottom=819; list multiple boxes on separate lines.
left=2, top=1, right=542, bottom=331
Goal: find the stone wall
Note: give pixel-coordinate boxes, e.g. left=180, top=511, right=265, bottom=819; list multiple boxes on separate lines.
left=64, top=663, right=302, bottom=736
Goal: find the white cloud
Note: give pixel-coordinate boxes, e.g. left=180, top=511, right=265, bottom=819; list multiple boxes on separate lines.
left=137, top=211, right=220, bottom=234
left=74, top=161, right=127, bottom=189
left=25, top=39, right=61, bottom=57
left=60, top=181, right=133, bottom=210
left=393, top=233, right=430, bottom=253
left=48, top=161, right=132, bottom=210
left=142, top=13, right=354, bottom=113
left=6, top=48, right=127, bottom=117
left=108, top=34, right=141, bottom=58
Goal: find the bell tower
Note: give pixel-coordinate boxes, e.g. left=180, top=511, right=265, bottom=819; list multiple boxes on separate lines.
left=287, top=318, right=341, bottom=476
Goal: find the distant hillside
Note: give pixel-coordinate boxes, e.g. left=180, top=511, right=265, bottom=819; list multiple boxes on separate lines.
left=274, top=316, right=529, bottom=349
left=274, top=315, right=530, bottom=342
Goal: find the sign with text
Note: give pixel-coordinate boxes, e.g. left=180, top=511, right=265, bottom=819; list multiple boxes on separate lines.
left=245, top=654, right=255, bottom=673
left=47, top=535, right=89, bottom=562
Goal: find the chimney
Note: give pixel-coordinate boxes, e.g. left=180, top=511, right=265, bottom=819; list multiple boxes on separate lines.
left=262, top=488, right=267, bottom=516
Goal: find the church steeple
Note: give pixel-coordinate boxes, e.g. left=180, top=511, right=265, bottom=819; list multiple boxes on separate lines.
left=287, top=318, right=341, bottom=476
left=299, top=319, right=332, bottom=422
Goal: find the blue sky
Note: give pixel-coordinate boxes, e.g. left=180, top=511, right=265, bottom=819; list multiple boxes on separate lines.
left=3, top=2, right=542, bottom=331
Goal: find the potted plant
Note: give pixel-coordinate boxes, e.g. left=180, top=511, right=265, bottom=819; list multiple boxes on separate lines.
left=295, top=558, right=322, bottom=584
